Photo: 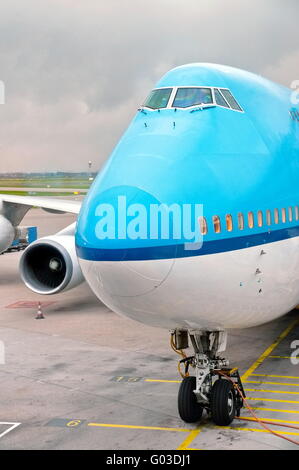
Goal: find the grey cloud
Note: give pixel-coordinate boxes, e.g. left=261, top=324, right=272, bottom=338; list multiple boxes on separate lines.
left=0, top=0, right=298, bottom=172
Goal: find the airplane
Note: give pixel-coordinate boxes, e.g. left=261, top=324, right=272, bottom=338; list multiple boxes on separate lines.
left=1, top=63, right=299, bottom=426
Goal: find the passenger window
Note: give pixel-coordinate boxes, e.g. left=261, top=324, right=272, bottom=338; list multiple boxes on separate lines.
left=219, top=89, right=243, bottom=111
left=199, top=216, right=208, bottom=235
left=238, top=213, right=244, bottom=230
left=248, top=212, right=254, bottom=228
left=226, top=214, right=233, bottom=232
left=213, top=216, right=221, bottom=233
left=281, top=208, right=286, bottom=223
left=274, top=208, right=279, bottom=224
left=266, top=210, right=272, bottom=226
left=257, top=211, right=263, bottom=227
left=214, top=89, right=229, bottom=108
left=295, top=206, right=299, bottom=221
left=288, top=207, right=293, bottom=222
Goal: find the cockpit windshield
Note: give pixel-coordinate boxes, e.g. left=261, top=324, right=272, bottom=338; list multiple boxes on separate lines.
left=141, top=86, right=243, bottom=112
left=143, top=88, right=172, bottom=109
left=172, top=87, right=213, bottom=108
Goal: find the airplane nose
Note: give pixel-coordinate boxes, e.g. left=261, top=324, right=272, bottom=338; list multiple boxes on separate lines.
left=76, top=184, right=179, bottom=296
left=83, top=256, right=175, bottom=297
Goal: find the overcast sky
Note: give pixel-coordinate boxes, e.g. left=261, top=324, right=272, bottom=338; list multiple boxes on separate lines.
left=0, top=0, right=298, bottom=173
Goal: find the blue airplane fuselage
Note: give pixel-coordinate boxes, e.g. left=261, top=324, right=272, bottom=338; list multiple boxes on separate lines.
left=75, top=63, right=299, bottom=330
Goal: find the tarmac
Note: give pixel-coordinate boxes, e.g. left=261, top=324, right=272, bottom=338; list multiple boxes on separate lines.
left=0, top=208, right=299, bottom=450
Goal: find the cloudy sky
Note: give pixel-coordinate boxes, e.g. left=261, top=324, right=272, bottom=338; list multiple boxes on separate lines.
left=0, top=0, right=298, bottom=173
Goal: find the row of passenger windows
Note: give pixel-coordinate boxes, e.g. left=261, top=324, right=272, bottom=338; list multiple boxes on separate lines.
left=199, top=206, right=299, bottom=235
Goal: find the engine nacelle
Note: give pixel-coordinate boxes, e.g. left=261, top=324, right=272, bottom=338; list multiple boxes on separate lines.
left=19, top=235, right=84, bottom=295
left=0, top=215, right=15, bottom=253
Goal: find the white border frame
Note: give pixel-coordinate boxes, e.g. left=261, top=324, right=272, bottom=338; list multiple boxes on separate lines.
left=0, top=422, right=21, bottom=440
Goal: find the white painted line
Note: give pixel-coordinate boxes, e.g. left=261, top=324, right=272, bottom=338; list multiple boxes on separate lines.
left=0, top=422, right=21, bottom=440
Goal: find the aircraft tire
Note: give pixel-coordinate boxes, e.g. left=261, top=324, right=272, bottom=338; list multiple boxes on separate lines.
left=210, top=379, right=236, bottom=426
left=178, top=376, right=203, bottom=423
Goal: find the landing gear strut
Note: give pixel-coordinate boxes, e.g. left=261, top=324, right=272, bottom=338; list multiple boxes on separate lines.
left=173, top=329, right=245, bottom=426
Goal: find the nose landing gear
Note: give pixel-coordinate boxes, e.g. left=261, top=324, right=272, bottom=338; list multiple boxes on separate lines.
left=173, top=329, right=245, bottom=426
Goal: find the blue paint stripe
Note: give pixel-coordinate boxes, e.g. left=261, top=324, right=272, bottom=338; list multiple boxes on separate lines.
left=76, top=226, right=299, bottom=261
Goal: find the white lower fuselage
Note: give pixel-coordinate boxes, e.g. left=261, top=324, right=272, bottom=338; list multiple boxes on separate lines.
left=79, top=237, right=299, bottom=331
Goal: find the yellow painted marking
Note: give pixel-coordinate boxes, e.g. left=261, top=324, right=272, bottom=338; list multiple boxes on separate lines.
left=184, top=448, right=202, bottom=451
left=146, top=376, right=299, bottom=387
left=145, top=379, right=181, bottom=384
left=252, top=406, right=299, bottom=415
left=248, top=396, right=299, bottom=404
left=241, top=318, right=299, bottom=381
left=216, top=426, right=299, bottom=437
left=115, top=376, right=124, bottom=382
left=242, top=319, right=299, bottom=380
left=251, top=374, right=299, bottom=380
left=245, top=388, right=299, bottom=396
left=269, top=356, right=294, bottom=359
left=88, top=423, right=192, bottom=433
left=176, top=429, right=201, bottom=450
left=66, top=420, right=82, bottom=427
left=238, top=416, right=299, bottom=425
left=245, top=380, right=299, bottom=387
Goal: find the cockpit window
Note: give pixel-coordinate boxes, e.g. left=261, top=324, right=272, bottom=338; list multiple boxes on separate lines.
left=143, top=88, right=172, bottom=109
left=219, top=89, right=243, bottom=111
left=214, top=89, right=230, bottom=108
left=141, top=86, right=243, bottom=113
left=172, top=87, right=213, bottom=108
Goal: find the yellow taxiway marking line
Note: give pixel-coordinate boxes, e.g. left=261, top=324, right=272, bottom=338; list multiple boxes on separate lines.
left=245, top=388, right=299, bottom=395
left=248, top=396, right=299, bottom=404
left=245, top=380, right=299, bottom=387
left=252, top=406, right=299, bottom=414
left=184, top=448, right=202, bottom=451
left=241, top=318, right=299, bottom=382
left=237, top=416, right=299, bottom=425
left=88, top=422, right=204, bottom=451
left=144, top=374, right=299, bottom=393
left=250, top=374, right=299, bottom=380
left=269, top=356, right=294, bottom=359
left=88, top=422, right=193, bottom=433
left=176, top=429, right=201, bottom=450
left=216, top=426, right=299, bottom=437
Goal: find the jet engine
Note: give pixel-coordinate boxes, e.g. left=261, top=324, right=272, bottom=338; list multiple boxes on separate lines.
left=19, top=235, right=84, bottom=295
left=0, top=215, right=15, bottom=253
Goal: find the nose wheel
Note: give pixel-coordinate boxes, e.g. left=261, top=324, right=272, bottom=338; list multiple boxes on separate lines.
left=178, top=376, right=203, bottom=423
left=172, top=329, right=245, bottom=426
left=210, top=378, right=236, bottom=425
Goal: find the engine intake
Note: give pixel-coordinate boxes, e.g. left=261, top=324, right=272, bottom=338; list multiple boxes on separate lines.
left=20, top=235, right=84, bottom=294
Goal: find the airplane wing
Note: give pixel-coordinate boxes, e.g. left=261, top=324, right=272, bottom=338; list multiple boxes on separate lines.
left=0, top=194, right=81, bottom=214
left=0, top=194, right=82, bottom=226
left=0, top=194, right=84, bottom=290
